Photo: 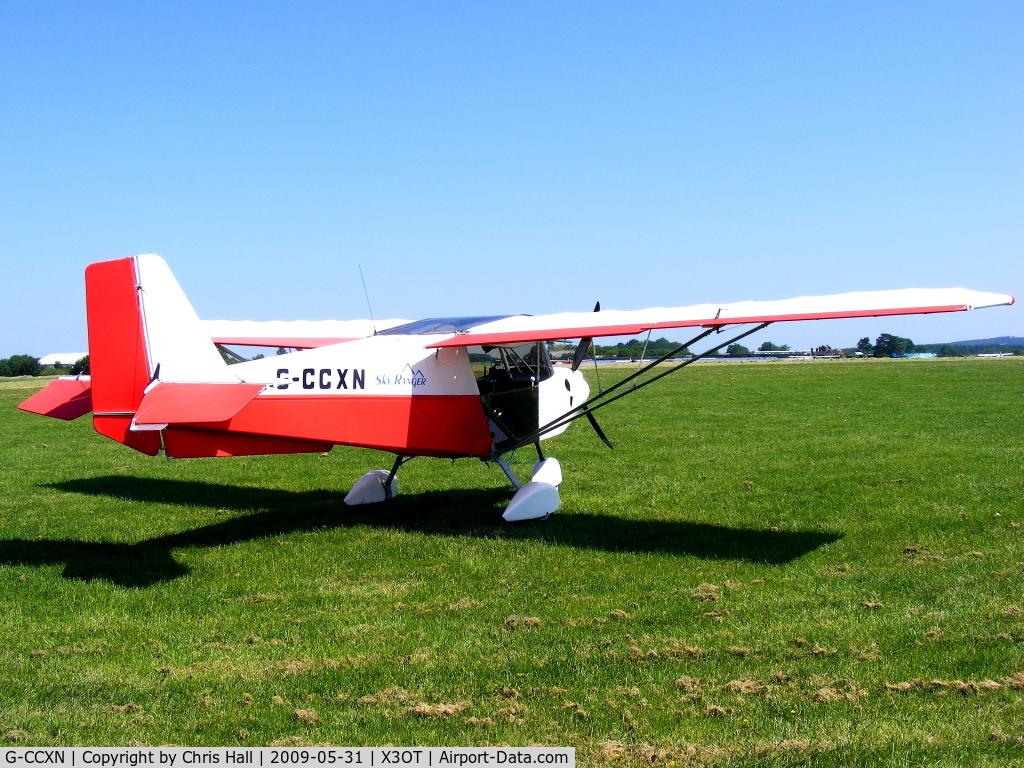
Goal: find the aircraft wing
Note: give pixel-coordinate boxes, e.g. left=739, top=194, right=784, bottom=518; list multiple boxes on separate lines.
left=427, top=288, right=1015, bottom=348
left=207, top=318, right=412, bottom=349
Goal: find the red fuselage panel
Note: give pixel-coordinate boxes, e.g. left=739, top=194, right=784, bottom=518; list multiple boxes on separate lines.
left=217, top=394, right=493, bottom=459
left=162, top=429, right=332, bottom=459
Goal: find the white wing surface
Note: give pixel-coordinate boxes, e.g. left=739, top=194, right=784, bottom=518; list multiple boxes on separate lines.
left=427, top=288, right=1014, bottom=348
left=207, top=318, right=411, bottom=349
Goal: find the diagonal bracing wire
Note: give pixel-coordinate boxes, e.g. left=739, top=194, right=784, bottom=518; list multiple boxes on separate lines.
left=496, top=322, right=771, bottom=455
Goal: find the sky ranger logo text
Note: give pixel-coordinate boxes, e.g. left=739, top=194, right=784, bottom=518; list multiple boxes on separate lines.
left=376, top=364, right=427, bottom=388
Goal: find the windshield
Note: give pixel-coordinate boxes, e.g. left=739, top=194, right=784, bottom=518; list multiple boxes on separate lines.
left=376, top=316, right=519, bottom=336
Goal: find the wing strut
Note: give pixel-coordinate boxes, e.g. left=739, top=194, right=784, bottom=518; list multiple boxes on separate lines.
left=496, top=322, right=771, bottom=456
left=215, top=344, right=247, bottom=363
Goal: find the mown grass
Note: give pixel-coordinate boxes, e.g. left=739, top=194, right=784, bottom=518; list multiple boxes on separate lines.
left=0, top=359, right=1022, bottom=765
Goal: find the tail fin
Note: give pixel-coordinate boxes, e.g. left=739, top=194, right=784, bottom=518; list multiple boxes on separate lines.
left=85, top=254, right=229, bottom=454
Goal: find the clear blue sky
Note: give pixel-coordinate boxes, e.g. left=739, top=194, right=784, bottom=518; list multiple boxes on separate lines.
left=1, top=1, right=1021, bottom=356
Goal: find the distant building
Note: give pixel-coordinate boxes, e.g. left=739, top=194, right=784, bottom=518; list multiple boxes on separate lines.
left=810, top=345, right=842, bottom=358
left=39, top=353, right=87, bottom=368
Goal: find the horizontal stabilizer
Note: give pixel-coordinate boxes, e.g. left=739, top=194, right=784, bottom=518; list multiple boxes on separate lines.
left=134, top=382, right=265, bottom=426
left=18, top=378, right=93, bottom=420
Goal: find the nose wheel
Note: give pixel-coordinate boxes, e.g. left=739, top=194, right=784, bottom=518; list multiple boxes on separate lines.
left=495, top=456, right=562, bottom=521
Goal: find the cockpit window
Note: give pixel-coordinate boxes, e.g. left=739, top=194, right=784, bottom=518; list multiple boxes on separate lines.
left=470, top=343, right=553, bottom=390
left=377, top=316, right=519, bottom=336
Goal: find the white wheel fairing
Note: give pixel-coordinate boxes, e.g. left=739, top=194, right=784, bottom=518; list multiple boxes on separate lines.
left=502, top=481, right=560, bottom=521
left=344, top=470, right=398, bottom=505
left=531, top=457, right=562, bottom=486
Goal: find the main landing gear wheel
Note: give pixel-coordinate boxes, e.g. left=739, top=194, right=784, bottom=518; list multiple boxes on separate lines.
left=343, top=455, right=409, bottom=505
left=343, top=470, right=398, bottom=505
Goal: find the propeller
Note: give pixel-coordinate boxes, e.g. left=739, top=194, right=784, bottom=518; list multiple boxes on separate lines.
left=569, top=302, right=612, bottom=448
left=571, top=339, right=592, bottom=371
left=585, top=410, right=614, bottom=449
left=571, top=301, right=600, bottom=372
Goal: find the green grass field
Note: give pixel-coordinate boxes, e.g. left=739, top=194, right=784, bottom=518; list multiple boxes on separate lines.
left=1, top=359, right=1023, bottom=765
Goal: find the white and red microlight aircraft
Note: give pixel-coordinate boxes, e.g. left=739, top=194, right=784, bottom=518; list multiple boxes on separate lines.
left=20, top=255, right=1014, bottom=521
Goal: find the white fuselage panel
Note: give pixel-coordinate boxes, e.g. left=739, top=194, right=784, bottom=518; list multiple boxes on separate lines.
left=230, top=335, right=480, bottom=397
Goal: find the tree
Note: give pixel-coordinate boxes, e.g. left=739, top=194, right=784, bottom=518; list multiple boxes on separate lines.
left=856, top=337, right=873, bottom=355
left=873, top=333, right=915, bottom=357
left=758, top=341, right=790, bottom=352
left=2, top=355, right=42, bottom=376
left=69, top=356, right=89, bottom=375
left=593, top=337, right=689, bottom=359
left=727, top=343, right=750, bottom=355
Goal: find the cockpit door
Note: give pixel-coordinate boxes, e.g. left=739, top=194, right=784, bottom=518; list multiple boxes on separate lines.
left=471, top=343, right=588, bottom=447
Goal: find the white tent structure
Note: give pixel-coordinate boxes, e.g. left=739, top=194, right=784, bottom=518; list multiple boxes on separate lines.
left=39, top=353, right=87, bottom=367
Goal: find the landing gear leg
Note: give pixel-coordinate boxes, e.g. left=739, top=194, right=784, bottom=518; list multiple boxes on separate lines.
left=384, top=455, right=411, bottom=501
left=494, top=456, right=522, bottom=490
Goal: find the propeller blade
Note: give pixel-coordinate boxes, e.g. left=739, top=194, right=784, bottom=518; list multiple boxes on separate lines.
left=585, top=410, right=614, bottom=449
left=571, top=301, right=601, bottom=372
left=571, top=338, right=592, bottom=371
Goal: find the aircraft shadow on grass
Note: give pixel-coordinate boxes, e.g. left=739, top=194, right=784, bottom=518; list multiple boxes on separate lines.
left=1, top=476, right=842, bottom=588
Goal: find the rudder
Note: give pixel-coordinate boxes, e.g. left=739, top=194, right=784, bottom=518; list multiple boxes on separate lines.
left=85, top=257, right=161, bottom=454
left=85, top=254, right=232, bottom=454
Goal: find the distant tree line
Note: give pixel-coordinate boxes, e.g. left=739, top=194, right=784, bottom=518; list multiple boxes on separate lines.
left=0, top=355, right=42, bottom=377
left=562, top=331, right=1024, bottom=363
left=591, top=337, right=691, bottom=359
left=912, top=342, right=1024, bottom=356
left=0, top=355, right=89, bottom=377
left=853, top=335, right=1024, bottom=357
left=573, top=338, right=799, bottom=360
left=722, top=341, right=794, bottom=355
